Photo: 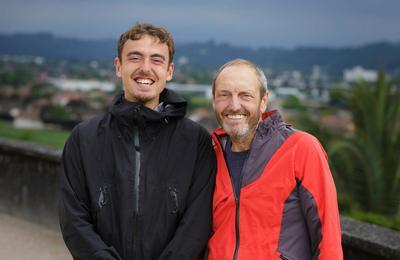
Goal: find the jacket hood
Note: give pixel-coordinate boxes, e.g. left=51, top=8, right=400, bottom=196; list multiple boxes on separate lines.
left=109, top=88, right=187, bottom=130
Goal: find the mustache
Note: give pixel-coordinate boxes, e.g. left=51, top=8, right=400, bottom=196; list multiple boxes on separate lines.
left=222, top=108, right=248, bottom=115
left=131, top=69, right=155, bottom=79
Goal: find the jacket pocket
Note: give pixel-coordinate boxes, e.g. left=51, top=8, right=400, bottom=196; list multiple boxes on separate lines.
left=94, top=184, right=114, bottom=243
left=167, top=186, right=179, bottom=215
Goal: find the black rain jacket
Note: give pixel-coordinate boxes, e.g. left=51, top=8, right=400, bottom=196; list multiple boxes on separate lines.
left=59, top=89, right=216, bottom=260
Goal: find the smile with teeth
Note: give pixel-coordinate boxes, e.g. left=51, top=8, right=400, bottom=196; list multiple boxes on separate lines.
left=135, top=78, right=154, bottom=85
left=226, top=114, right=246, bottom=119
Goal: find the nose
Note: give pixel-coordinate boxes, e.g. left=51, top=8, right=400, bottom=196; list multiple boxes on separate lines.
left=229, top=96, right=241, bottom=111
left=141, top=58, right=151, bottom=72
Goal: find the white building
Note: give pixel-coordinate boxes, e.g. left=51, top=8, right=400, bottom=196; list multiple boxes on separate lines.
left=343, top=66, right=378, bottom=83
left=48, top=78, right=116, bottom=92
left=167, top=83, right=212, bottom=99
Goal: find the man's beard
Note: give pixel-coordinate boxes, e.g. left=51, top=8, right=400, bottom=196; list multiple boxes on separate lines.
left=218, top=109, right=261, bottom=142
left=222, top=122, right=250, bottom=140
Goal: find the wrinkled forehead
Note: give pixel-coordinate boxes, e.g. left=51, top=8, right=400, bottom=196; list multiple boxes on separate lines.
left=215, top=64, right=259, bottom=90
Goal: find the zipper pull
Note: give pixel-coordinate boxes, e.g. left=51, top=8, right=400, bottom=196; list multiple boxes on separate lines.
left=98, top=187, right=107, bottom=208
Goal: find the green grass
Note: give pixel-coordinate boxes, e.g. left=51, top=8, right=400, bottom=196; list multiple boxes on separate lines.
left=343, top=210, right=400, bottom=231
left=0, top=121, right=70, bottom=148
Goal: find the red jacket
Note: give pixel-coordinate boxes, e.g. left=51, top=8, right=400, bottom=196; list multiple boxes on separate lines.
left=207, top=111, right=342, bottom=260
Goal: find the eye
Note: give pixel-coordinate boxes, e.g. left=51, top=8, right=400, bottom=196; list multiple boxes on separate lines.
left=129, top=56, right=141, bottom=62
left=152, top=56, right=165, bottom=65
left=217, top=93, right=229, bottom=98
left=242, top=93, right=253, bottom=100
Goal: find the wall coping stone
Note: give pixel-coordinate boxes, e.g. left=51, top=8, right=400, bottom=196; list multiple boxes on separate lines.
left=341, top=216, right=400, bottom=258
left=0, top=137, right=61, bottom=162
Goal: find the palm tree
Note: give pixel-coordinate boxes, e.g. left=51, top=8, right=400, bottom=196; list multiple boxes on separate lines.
left=329, top=71, right=400, bottom=216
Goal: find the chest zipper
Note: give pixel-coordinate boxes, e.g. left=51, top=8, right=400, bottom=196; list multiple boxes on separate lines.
left=131, top=126, right=141, bottom=260
left=232, top=192, right=240, bottom=260
left=232, top=169, right=245, bottom=260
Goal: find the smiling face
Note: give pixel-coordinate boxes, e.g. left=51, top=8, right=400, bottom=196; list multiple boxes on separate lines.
left=114, top=35, right=174, bottom=108
left=213, top=64, right=268, bottom=150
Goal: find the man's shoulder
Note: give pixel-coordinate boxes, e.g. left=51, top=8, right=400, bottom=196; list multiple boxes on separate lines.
left=69, top=113, right=108, bottom=141
left=286, top=131, right=326, bottom=156
left=176, top=117, right=210, bottom=135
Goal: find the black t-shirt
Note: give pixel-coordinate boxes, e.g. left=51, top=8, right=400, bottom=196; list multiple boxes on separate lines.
left=225, top=140, right=249, bottom=197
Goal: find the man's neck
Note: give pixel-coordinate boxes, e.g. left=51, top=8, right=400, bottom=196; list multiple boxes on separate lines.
left=230, top=128, right=257, bottom=152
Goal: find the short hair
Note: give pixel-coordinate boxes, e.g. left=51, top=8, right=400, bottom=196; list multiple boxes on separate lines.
left=212, top=59, right=268, bottom=98
left=117, top=23, right=175, bottom=65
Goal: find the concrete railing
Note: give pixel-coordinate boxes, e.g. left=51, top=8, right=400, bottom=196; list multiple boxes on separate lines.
left=0, top=137, right=399, bottom=259
left=0, top=137, right=61, bottom=229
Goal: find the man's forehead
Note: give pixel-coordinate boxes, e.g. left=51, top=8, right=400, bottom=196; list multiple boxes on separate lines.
left=218, top=64, right=257, bottom=80
left=123, top=36, right=167, bottom=52
left=217, top=65, right=257, bottom=82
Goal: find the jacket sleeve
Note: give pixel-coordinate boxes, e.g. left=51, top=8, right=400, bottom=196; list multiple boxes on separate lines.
left=294, top=133, right=343, bottom=260
left=59, top=126, right=122, bottom=260
left=158, top=129, right=216, bottom=260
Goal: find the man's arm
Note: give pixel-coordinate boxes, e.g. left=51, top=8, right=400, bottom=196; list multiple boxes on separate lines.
left=295, top=133, right=343, bottom=260
left=158, top=129, right=216, bottom=260
left=59, top=126, right=122, bottom=260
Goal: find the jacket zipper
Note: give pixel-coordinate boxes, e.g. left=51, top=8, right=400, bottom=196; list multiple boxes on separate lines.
left=133, top=126, right=140, bottom=215
left=231, top=148, right=248, bottom=260
left=232, top=193, right=240, bottom=260
left=215, top=134, right=244, bottom=260
left=132, top=126, right=141, bottom=260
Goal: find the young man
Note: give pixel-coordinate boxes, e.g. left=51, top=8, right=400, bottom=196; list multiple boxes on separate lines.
left=207, top=59, right=342, bottom=259
left=59, top=23, right=216, bottom=260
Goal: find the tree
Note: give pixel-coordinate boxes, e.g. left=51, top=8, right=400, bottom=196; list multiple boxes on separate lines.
left=282, top=95, right=307, bottom=112
left=329, top=71, right=400, bottom=216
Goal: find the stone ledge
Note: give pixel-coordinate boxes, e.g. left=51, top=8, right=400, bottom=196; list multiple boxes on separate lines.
left=0, top=137, right=61, bottom=162
left=341, top=216, right=400, bottom=259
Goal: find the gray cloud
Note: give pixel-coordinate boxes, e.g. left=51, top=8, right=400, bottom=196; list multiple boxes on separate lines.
left=0, top=0, right=399, bottom=48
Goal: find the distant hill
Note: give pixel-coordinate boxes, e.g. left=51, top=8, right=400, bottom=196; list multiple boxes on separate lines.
left=0, top=33, right=116, bottom=61
left=1, top=33, right=399, bottom=75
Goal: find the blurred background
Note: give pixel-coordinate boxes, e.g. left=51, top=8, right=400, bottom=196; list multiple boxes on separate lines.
left=0, top=0, right=399, bottom=259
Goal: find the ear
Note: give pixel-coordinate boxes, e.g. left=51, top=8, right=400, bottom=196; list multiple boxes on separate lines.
left=166, top=62, right=174, bottom=81
left=212, top=97, right=216, bottom=111
left=260, top=91, right=269, bottom=113
left=114, top=57, right=122, bottom=78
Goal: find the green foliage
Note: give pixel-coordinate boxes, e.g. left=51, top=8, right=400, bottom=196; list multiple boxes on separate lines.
left=41, top=105, right=80, bottom=121
left=287, top=112, right=334, bottom=149
left=343, top=211, right=400, bottom=231
left=328, top=86, right=348, bottom=109
left=30, top=81, right=57, bottom=100
left=0, top=66, right=34, bottom=87
left=329, top=71, right=400, bottom=216
left=282, top=95, right=307, bottom=111
left=0, top=121, right=69, bottom=148
left=181, top=94, right=212, bottom=113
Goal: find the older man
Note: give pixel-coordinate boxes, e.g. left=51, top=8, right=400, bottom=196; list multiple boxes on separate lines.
left=207, top=59, right=342, bottom=260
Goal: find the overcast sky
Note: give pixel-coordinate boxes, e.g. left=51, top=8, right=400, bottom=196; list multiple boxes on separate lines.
left=1, top=0, right=399, bottom=48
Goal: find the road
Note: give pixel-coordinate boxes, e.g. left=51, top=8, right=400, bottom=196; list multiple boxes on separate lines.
left=0, top=213, right=71, bottom=260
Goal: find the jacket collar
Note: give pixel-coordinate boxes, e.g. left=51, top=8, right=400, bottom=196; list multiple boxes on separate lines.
left=109, top=88, right=187, bottom=130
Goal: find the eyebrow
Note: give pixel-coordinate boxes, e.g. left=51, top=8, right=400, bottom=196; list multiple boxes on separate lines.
left=126, top=51, right=166, bottom=61
left=150, top=54, right=166, bottom=61
left=126, top=51, right=143, bottom=57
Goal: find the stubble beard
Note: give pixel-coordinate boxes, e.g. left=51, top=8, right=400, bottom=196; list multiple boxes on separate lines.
left=219, top=110, right=261, bottom=143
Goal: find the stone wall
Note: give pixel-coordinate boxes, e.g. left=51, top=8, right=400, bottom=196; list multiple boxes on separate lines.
left=0, top=137, right=61, bottom=229
left=0, top=138, right=399, bottom=259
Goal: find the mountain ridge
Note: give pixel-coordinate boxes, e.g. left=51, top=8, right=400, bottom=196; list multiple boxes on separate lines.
left=1, top=33, right=399, bottom=75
